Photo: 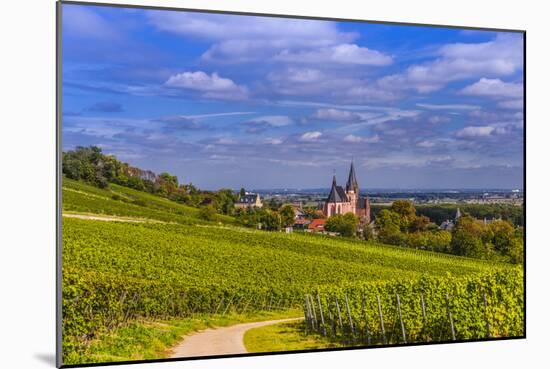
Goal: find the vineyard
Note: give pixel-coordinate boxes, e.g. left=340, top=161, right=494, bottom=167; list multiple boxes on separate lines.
left=61, top=179, right=524, bottom=363
left=62, top=178, right=235, bottom=225
left=302, top=269, right=523, bottom=345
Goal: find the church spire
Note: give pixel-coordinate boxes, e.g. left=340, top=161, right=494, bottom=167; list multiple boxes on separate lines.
left=346, top=161, right=359, bottom=193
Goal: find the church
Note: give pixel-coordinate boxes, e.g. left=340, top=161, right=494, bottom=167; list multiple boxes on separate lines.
left=323, top=162, right=371, bottom=224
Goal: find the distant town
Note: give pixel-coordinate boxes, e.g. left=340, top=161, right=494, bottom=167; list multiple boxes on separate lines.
left=252, top=188, right=524, bottom=207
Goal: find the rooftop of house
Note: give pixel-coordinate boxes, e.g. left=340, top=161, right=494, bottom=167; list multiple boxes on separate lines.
left=308, top=218, right=326, bottom=230
left=237, top=193, right=260, bottom=203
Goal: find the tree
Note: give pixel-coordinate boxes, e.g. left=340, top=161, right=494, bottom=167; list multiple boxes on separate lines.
left=198, top=205, right=217, bottom=221
left=390, top=200, right=416, bottom=232
left=239, top=187, right=246, bottom=198
left=326, top=213, right=359, bottom=237
left=279, top=205, right=295, bottom=228
left=375, top=209, right=406, bottom=246
left=410, top=215, right=431, bottom=232
left=407, top=232, right=428, bottom=249
left=451, top=215, right=491, bottom=258
left=261, top=210, right=282, bottom=231
left=487, top=220, right=515, bottom=254
left=425, top=230, right=452, bottom=253
left=363, top=223, right=376, bottom=241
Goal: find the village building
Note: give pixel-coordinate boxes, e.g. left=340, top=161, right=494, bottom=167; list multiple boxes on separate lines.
left=235, top=193, right=263, bottom=209
left=307, top=218, right=326, bottom=233
left=322, top=162, right=371, bottom=224
left=439, top=207, right=462, bottom=230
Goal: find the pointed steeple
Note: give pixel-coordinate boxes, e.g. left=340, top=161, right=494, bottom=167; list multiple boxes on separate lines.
left=455, top=208, right=461, bottom=221
left=346, top=161, right=359, bottom=193
left=327, top=174, right=346, bottom=203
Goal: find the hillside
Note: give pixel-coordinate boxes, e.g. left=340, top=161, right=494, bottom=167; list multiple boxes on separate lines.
left=61, top=178, right=518, bottom=362
left=62, top=177, right=235, bottom=225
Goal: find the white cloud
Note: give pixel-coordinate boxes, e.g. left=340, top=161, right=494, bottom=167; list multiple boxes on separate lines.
left=275, top=44, right=392, bottom=66
left=247, top=115, right=293, bottom=127
left=343, top=134, right=380, bottom=143
left=417, top=140, right=436, bottom=148
left=378, top=34, right=523, bottom=93
left=455, top=126, right=496, bottom=137
left=300, top=131, right=323, bottom=142
left=149, top=12, right=357, bottom=64
left=416, top=103, right=480, bottom=110
left=165, top=71, right=248, bottom=100
left=314, top=108, right=362, bottom=121
left=184, top=111, right=256, bottom=119
left=268, top=68, right=399, bottom=102
left=265, top=138, right=284, bottom=145
left=148, top=12, right=354, bottom=45
left=460, top=78, right=523, bottom=99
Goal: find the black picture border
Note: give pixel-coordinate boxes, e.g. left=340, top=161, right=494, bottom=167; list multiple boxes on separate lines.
left=56, top=1, right=527, bottom=367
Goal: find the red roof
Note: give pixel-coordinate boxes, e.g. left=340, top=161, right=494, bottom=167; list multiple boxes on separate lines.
left=308, top=219, right=326, bottom=230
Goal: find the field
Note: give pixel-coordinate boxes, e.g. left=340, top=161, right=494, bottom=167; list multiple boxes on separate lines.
left=61, top=178, right=522, bottom=364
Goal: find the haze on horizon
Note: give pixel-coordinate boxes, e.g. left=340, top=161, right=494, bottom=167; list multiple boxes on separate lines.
left=61, top=4, right=524, bottom=191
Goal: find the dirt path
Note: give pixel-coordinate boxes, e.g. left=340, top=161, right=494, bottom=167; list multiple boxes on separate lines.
left=62, top=213, right=165, bottom=223
left=169, top=318, right=302, bottom=358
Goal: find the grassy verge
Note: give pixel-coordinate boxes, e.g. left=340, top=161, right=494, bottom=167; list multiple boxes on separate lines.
left=65, top=309, right=302, bottom=365
left=244, top=320, right=342, bottom=353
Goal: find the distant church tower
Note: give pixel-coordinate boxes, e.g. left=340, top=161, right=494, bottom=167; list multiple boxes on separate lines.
left=323, top=161, right=371, bottom=224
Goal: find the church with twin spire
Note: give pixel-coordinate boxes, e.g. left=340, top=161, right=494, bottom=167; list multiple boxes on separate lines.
left=323, top=162, right=371, bottom=224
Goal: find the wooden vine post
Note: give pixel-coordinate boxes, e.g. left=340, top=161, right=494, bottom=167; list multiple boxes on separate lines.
left=334, top=296, right=344, bottom=337
left=317, top=293, right=327, bottom=336
left=396, top=293, right=407, bottom=343
left=344, top=294, right=356, bottom=341
left=376, top=295, right=387, bottom=344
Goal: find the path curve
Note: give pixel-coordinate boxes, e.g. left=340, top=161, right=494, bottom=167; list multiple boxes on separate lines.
left=169, top=318, right=302, bottom=358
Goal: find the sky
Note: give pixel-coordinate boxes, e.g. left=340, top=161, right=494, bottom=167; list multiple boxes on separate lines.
left=61, top=3, right=524, bottom=190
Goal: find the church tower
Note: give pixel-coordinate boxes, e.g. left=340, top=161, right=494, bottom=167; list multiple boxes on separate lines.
left=345, top=162, right=359, bottom=211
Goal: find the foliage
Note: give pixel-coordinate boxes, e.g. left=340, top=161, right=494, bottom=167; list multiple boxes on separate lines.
left=416, top=203, right=524, bottom=227
left=62, top=146, right=238, bottom=215
left=62, top=178, right=235, bottom=225
left=306, top=269, right=524, bottom=344
left=325, top=213, right=359, bottom=237
left=198, top=205, right=217, bottom=221
left=372, top=201, right=523, bottom=263
left=280, top=205, right=296, bottom=228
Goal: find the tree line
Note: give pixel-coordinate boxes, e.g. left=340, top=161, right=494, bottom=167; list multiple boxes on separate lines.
left=62, top=146, right=237, bottom=215
left=328, top=200, right=523, bottom=264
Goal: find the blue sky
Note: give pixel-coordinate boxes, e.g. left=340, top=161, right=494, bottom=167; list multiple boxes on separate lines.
left=61, top=4, right=524, bottom=190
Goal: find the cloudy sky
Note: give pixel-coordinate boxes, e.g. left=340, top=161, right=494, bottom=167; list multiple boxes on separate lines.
left=61, top=4, right=524, bottom=190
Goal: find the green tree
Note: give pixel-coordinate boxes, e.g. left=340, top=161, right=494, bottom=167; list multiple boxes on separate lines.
left=279, top=205, right=295, bottom=228
left=198, top=204, right=217, bottom=221
left=425, top=230, right=452, bottom=253
left=375, top=209, right=406, bottom=245
left=363, top=223, right=376, bottom=241
left=410, top=214, right=431, bottom=232
left=391, top=200, right=416, bottom=232
left=451, top=215, right=491, bottom=258
left=326, top=213, right=359, bottom=237
left=261, top=210, right=282, bottom=231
